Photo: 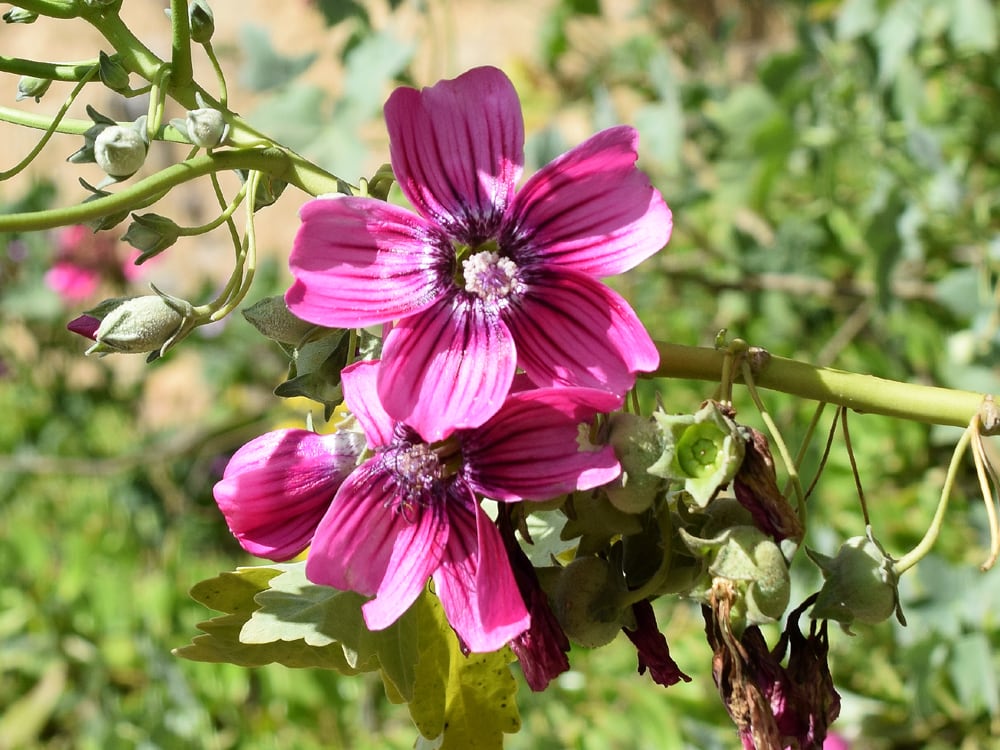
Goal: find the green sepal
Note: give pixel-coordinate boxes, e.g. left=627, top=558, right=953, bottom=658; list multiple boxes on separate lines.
left=273, top=329, right=350, bottom=421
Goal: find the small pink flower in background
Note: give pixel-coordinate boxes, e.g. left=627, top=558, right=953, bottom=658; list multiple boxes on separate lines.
left=286, top=65, right=672, bottom=441
left=45, top=224, right=142, bottom=302
left=302, top=360, right=622, bottom=653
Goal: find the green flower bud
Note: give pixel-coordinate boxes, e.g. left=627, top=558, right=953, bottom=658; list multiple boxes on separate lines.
left=649, top=401, right=746, bottom=508
left=551, top=556, right=626, bottom=648
left=188, top=0, right=215, bottom=43
left=99, top=52, right=131, bottom=93
left=68, top=291, right=195, bottom=361
left=121, top=213, right=182, bottom=262
left=15, top=76, right=51, bottom=102
left=807, top=530, right=903, bottom=630
left=242, top=295, right=321, bottom=346
left=184, top=107, right=228, bottom=148
left=680, top=524, right=790, bottom=632
left=94, top=124, right=147, bottom=178
left=603, top=412, right=665, bottom=514
left=2, top=7, right=38, bottom=23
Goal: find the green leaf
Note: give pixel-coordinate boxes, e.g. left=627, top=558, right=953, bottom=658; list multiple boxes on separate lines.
left=408, top=593, right=520, bottom=749
left=244, top=562, right=421, bottom=700
left=239, top=24, right=317, bottom=91
left=950, top=0, right=998, bottom=53
left=339, top=30, right=414, bottom=123
left=173, top=566, right=360, bottom=672
left=949, top=632, right=999, bottom=716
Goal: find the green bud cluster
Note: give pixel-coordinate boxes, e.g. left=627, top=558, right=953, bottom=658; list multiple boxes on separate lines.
left=549, top=556, right=628, bottom=648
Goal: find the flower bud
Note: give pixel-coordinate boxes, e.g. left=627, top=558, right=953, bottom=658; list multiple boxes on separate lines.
left=242, top=294, right=320, bottom=345
left=2, top=7, right=38, bottom=23
left=99, top=52, right=131, bottom=93
left=550, top=556, right=626, bottom=648
left=16, top=76, right=51, bottom=102
left=680, top=524, right=790, bottom=632
left=94, top=125, right=147, bottom=178
left=649, top=401, right=746, bottom=508
left=188, top=0, right=215, bottom=43
left=807, top=531, right=903, bottom=630
left=603, top=412, right=665, bottom=514
left=121, top=212, right=181, bottom=262
left=184, top=107, right=228, bottom=148
left=68, top=292, right=193, bottom=361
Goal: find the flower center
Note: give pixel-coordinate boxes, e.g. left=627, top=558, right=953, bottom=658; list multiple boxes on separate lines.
left=462, top=250, right=523, bottom=303
left=384, top=436, right=462, bottom=521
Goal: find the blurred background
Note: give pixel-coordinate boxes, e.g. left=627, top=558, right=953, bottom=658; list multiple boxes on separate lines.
left=3, top=0, right=1000, bottom=747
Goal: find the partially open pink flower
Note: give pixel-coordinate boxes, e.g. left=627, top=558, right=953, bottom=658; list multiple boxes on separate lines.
left=286, top=66, right=671, bottom=441
left=213, top=428, right=365, bottom=560
left=305, top=360, right=622, bottom=653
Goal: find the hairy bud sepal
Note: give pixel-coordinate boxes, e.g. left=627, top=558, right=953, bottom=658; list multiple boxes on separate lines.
left=807, top=528, right=905, bottom=632
left=16, top=76, right=51, bottom=102
left=603, top=412, right=666, bottom=514
left=550, top=556, right=628, bottom=648
left=68, top=290, right=197, bottom=361
left=680, top=524, right=791, bottom=633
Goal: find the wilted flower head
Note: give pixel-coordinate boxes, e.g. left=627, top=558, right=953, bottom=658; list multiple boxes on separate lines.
left=705, top=584, right=840, bottom=750
left=286, top=65, right=671, bottom=441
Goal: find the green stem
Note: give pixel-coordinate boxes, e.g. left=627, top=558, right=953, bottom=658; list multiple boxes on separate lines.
left=0, top=57, right=98, bottom=81
left=0, top=106, right=187, bottom=140
left=1, top=64, right=98, bottom=180
left=10, top=0, right=79, bottom=18
left=169, top=0, right=193, bottom=88
left=652, top=342, right=995, bottom=433
left=893, top=421, right=974, bottom=574
left=0, top=149, right=290, bottom=231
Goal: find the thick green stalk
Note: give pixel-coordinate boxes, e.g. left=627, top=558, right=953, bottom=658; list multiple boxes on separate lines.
left=653, top=341, right=995, bottom=433
left=10, top=0, right=79, bottom=19
left=0, top=57, right=97, bottom=81
left=169, top=0, right=193, bottom=88
left=0, top=149, right=289, bottom=231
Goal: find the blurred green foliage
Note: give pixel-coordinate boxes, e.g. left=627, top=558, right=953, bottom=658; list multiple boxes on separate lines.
left=3, top=0, right=1000, bottom=747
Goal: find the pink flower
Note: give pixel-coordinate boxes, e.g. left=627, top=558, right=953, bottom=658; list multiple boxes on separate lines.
left=213, top=428, right=366, bottom=560
left=286, top=66, right=672, bottom=441
left=305, top=360, right=622, bottom=653
left=46, top=225, right=141, bottom=302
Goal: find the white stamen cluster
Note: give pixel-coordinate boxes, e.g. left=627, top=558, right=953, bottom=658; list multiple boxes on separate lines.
left=462, top=251, right=523, bottom=302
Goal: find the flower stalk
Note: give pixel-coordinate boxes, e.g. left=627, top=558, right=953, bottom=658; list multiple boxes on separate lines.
left=652, top=341, right=997, bottom=434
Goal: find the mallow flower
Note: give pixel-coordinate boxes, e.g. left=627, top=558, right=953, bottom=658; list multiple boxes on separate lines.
left=305, top=360, right=622, bottom=653
left=286, top=65, right=672, bottom=441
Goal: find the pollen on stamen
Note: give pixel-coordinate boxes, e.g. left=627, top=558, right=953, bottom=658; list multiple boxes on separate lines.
left=388, top=443, right=444, bottom=517
left=462, top=251, right=523, bottom=302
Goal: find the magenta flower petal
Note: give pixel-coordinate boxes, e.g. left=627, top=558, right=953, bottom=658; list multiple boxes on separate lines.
left=507, top=269, right=659, bottom=396
left=378, top=294, right=517, bottom=441
left=362, top=501, right=448, bottom=631
left=385, top=66, right=524, bottom=237
left=509, top=126, right=672, bottom=277
left=463, top=388, right=622, bottom=501
left=213, top=429, right=364, bottom=561
left=433, top=489, right=529, bottom=653
left=67, top=314, right=100, bottom=340
left=286, top=197, right=449, bottom=328
left=306, top=460, right=405, bottom=595
left=341, top=360, right=396, bottom=448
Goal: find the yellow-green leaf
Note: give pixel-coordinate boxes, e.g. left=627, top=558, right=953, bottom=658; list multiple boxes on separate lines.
left=407, top=593, right=521, bottom=750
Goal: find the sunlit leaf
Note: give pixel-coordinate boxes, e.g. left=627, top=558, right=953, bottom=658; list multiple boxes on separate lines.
left=408, top=593, right=520, bottom=750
